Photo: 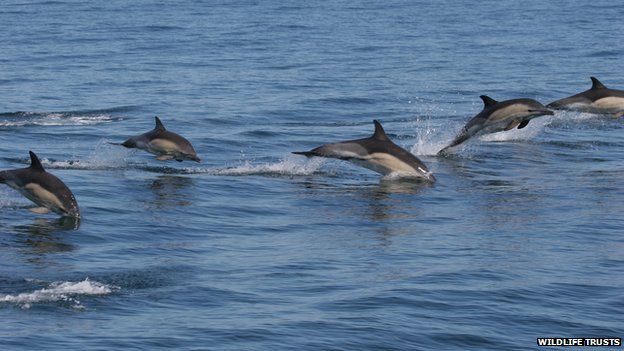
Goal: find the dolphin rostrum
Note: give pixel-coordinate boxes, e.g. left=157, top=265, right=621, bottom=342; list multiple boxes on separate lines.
left=438, top=95, right=553, bottom=155
left=0, top=151, right=80, bottom=217
left=547, top=77, right=624, bottom=117
left=293, top=120, right=435, bottom=182
left=114, top=116, right=200, bottom=162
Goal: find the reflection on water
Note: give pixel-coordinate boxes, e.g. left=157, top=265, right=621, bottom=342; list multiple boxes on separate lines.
left=12, top=217, right=79, bottom=256
left=360, top=178, right=432, bottom=222
left=145, top=175, right=195, bottom=209
left=298, top=177, right=432, bottom=242
left=377, top=178, right=433, bottom=195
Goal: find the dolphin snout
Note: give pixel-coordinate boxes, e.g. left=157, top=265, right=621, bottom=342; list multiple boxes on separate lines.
left=423, top=172, right=436, bottom=182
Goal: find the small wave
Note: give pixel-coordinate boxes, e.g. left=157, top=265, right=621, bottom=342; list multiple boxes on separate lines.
left=0, top=278, right=117, bottom=309
left=0, top=109, right=126, bottom=127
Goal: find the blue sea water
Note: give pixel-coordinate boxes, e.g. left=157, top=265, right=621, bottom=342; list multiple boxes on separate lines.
left=1, top=0, right=623, bottom=350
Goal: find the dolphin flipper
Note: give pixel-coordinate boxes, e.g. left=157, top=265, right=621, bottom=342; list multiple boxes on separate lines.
left=504, top=120, right=521, bottom=131
left=517, top=120, right=530, bottom=129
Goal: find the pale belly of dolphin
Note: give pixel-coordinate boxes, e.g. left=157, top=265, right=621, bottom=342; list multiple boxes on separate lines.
left=9, top=182, right=66, bottom=213
left=351, top=153, right=426, bottom=176
left=146, top=139, right=183, bottom=156
left=592, top=97, right=624, bottom=112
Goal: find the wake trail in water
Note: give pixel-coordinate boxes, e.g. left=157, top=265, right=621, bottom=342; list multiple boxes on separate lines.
left=37, top=145, right=328, bottom=177
left=0, top=108, right=130, bottom=127
left=0, top=278, right=117, bottom=310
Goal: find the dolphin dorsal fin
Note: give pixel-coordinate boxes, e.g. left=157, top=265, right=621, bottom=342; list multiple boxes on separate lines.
left=29, top=151, right=45, bottom=172
left=154, top=116, right=166, bottom=131
left=480, top=95, right=498, bottom=108
left=372, top=120, right=390, bottom=141
left=590, top=77, right=606, bottom=90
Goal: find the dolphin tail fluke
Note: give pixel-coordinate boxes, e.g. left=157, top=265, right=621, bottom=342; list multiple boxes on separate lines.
left=292, top=151, right=316, bottom=158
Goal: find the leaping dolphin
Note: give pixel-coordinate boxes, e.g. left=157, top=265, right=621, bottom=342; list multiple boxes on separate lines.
left=0, top=151, right=80, bottom=217
left=113, top=116, right=200, bottom=162
left=438, top=95, right=553, bottom=155
left=547, top=77, right=624, bottom=117
left=292, top=120, right=435, bottom=182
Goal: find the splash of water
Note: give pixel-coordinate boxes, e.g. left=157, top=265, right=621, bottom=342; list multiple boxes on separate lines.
left=409, top=117, right=459, bottom=156
left=38, top=139, right=133, bottom=170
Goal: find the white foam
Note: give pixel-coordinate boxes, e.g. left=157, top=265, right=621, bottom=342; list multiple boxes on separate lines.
left=555, top=110, right=600, bottom=121
left=0, top=278, right=116, bottom=309
left=0, top=113, right=117, bottom=127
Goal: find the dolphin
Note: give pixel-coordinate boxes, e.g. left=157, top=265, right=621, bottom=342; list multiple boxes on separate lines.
left=292, top=120, right=435, bottom=182
left=547, top=77, right=624, bottom=117
left=438, top=95, right=553, bottom=155
left=113, top=116, right=200, bottom=162
left=0, top=151, right=80, bottom=217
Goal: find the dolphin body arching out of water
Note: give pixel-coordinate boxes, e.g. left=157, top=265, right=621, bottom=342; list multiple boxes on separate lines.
left=293, top=120, right=435, bottom=182
left=113, top=116, right=200, bottom=162
left=0, top=151, right=80, bottom=218
left=439, top=95, right=553, bottom=155
left=547, top=77, right=624, bottom=117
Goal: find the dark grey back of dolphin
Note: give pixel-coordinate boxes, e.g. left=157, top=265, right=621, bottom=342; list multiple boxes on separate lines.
left=547, top=77, right=624, bottom=109
left=0, top=151, right=80, bottom=217
left=293, top=120, right=434, bottom=181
